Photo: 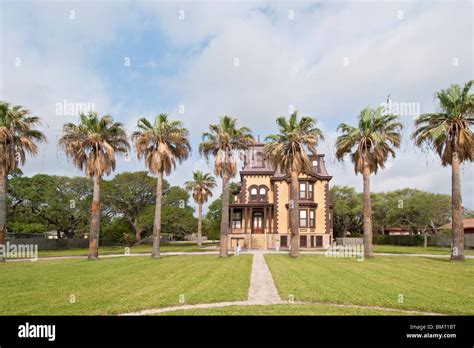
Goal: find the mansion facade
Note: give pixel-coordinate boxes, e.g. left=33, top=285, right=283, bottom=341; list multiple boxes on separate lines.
left=228, top=142, right=333, bottom=250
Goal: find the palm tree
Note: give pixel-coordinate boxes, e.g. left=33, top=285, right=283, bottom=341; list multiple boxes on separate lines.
left=59, top=112, right=129, bottom=260
left=199, top=116, right=254, bottom=257
left=0, top=102, right=46, bottom=261
left=413, top=81, right=474, bottom=261
left=336, top=107, right=403, bottom=258
left=265, top=111, right=324, bottom=258
left=184, top=171, right=217, bottom=247
left=132, top=113, right=191, bottom=259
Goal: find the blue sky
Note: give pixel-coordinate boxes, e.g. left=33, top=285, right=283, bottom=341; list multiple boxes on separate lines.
left=1, top=0, right=473, bottom=210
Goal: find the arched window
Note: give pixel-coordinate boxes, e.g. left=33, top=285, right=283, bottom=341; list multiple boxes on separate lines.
left=259, top=187, right=267, bottom=201
left=250, top=188, right=258, bottom=201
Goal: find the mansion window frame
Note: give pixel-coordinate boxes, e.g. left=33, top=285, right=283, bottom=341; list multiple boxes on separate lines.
left=248, top=185, right=268, bottom=202
left=232, top=211, right=242, bottom=229
left=298, top=181, right=314, bottom=200
left=299, top=208, right=316, bottom=228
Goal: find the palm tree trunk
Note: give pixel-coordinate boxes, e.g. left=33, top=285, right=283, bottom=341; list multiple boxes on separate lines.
left=88, top=175, right=101, bottom=260
left=362, top=163, right=374, bottom=258
left=220, top=173, right=230, bottom=257
left=451, top=152, right=465, bottom=261
left=0, top=168, right=7, bottom=262
left=197, top=202, right=203, bottom=247
left=151, top=171, right=163, bottom=259
left=289, top=171, right=300, bottom=258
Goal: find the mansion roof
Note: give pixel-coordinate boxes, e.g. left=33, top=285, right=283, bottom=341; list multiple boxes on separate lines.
left=239, top=142, right=332, bottom=180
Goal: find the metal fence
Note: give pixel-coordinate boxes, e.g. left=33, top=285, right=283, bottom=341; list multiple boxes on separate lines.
left=429, top=234, right=474, bottom=247
left=336, top=237, right=364, bottom=245
left=346, top=234, right=474, bottom=247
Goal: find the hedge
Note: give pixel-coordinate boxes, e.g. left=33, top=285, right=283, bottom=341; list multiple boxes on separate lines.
left=373, top=234, right=425, bottom=246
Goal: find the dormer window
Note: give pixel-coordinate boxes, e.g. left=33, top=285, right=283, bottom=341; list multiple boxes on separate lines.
left=254, top=153, right=265, bottom=168
left=312, top=160, right=318, bottom=167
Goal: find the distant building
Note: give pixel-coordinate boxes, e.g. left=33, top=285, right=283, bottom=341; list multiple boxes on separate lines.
left=439, top=218, right=474, bottom=234
left=384, top=227, right=412, bottom=236
left=228, top=142, right=333, bottom=250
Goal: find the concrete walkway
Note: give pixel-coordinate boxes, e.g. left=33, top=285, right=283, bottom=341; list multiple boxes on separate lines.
left=247, top=251, right=281, bottom=304
left=120, top=300, right=443, bottom=316
left=5, top=251, right=219, bottom=262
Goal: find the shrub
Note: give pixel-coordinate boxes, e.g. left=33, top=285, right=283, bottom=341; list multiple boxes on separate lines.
left=373, top=234, right=424, bottom=246
left=101, top=218, right=134, bottom=243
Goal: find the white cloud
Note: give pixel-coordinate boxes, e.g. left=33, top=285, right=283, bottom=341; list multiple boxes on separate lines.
left=0, top=0, right=472, bottom=211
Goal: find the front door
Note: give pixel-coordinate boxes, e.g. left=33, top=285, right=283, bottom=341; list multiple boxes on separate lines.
left=252, top=212, right=264, bottom=233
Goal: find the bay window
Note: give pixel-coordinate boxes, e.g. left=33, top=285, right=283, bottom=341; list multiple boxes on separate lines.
left=299, top=183, right=306, bottom=199
left=309, top=209, right=315, bottom=228
left=299, top=209, right=307, bottom=227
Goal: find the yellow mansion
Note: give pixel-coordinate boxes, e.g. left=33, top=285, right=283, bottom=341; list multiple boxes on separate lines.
left=228, top=142, right=333, bottom=250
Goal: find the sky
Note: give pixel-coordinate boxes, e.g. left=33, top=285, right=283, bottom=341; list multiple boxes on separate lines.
left=1, top=0, right=473, bottom=212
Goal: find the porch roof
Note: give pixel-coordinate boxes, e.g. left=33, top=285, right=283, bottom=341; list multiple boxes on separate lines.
left=229, top=203, right=274, bottom=208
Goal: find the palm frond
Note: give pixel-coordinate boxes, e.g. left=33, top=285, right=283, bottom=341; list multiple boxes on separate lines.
left=336, top=107, right=403, bottom=174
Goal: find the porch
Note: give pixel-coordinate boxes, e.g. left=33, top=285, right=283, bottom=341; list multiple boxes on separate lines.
left=229, top=204, right=275, bottom=235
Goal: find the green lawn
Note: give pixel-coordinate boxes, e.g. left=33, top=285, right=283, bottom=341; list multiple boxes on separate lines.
left=0, top=254, right=251, bottom=315
left=373, top=245, right=474, bottom=255
left=265, top=254, right=474, bottom=315
left=158, top=304, right=415, bottom=316
left=36, top=243, right=217, bottom=258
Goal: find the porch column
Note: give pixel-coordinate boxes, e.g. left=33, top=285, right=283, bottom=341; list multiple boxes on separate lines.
left=249, top=207, right=253, bottom=249
left=264, top=207, right=268, bottom=250
left=269, top=207, right=273, bottom=233
left=263, top=207, right=267, bottom=231
left=244, top=207, right=248, bottom=233
left=273, top=206, right=277, bottom=233
left=230, top=207, right=234, bottom=234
